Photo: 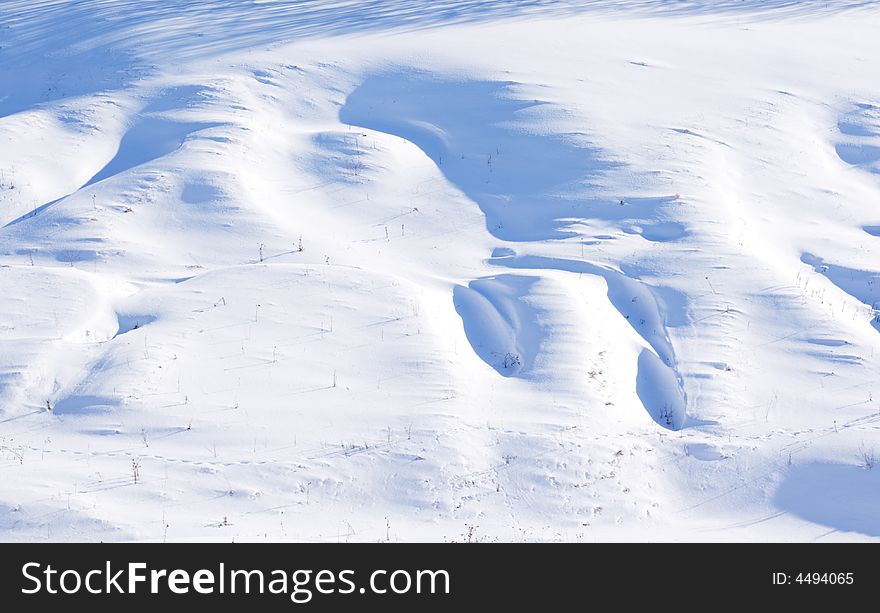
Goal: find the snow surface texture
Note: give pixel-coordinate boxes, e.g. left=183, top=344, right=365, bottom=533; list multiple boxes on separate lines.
left=1, top=0, right=879, bottom=542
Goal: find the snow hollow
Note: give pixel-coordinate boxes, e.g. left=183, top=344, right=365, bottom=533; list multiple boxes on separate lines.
left=1, top=0, right=879, bottom=542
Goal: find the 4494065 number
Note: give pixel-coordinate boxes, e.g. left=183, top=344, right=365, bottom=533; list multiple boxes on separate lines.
left=795, top=572, right=853, bottom=585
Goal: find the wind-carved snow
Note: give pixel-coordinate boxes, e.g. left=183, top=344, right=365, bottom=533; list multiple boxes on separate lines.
left=84, top=118, right=223, bottom=188
left=801, top=253, right=880, bottom=332
left=775, top=462, right=880, bottom=537
left=836, top=103, right=880, bottom=172
left=487, top=252, right=690, bottom=428
left=2, top=1, right=880, bottom=542
left=340, top=71, right=611, bottom=241
left=452, top=275, right=543, bottom=377
left=341, top=70, right=689, bottom=428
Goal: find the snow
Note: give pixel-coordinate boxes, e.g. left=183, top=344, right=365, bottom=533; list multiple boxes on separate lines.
left=1, top=0, right=879, bottom=541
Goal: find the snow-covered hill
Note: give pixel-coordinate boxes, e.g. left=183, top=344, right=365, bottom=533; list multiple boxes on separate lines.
left=2, top=0, right=879, bottom=541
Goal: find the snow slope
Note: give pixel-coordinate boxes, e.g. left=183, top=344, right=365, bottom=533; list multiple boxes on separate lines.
left=1, top=0, right=880, bottom=541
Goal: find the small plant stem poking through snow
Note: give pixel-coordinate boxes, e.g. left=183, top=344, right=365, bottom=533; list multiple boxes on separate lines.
left=659, top=405, right=674, bottom=428
left=705, top=276, right=718, bottom=294
left=502, top=352, right=521, bottom=370
left=859, top=443, right=876, bottom=470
